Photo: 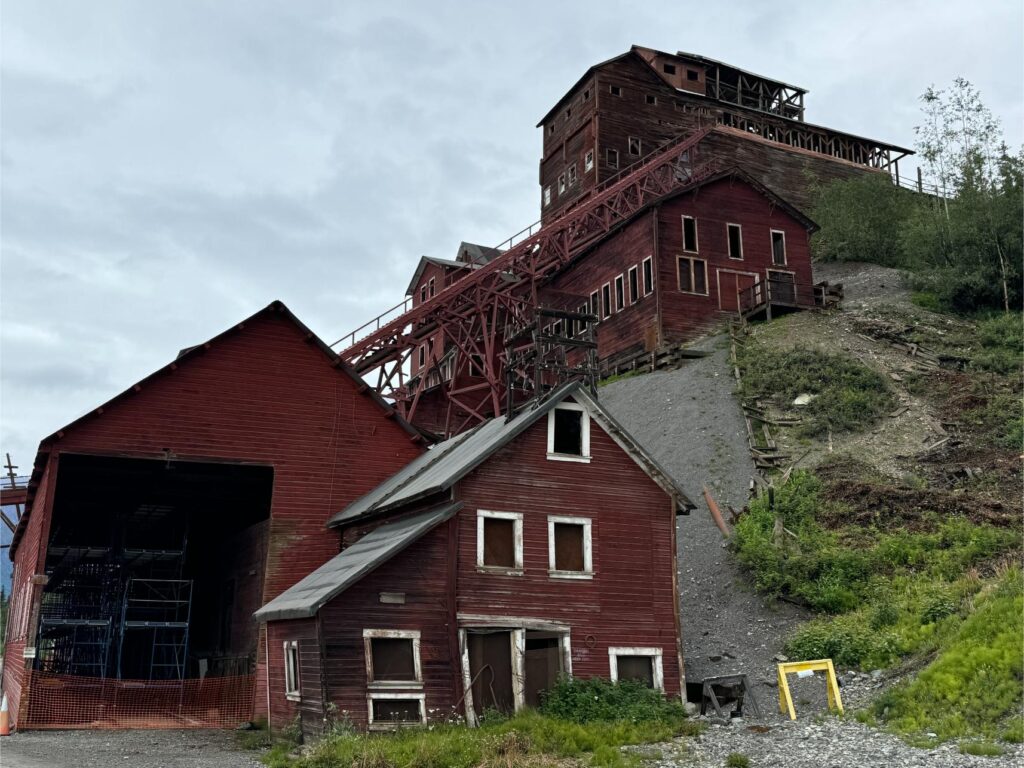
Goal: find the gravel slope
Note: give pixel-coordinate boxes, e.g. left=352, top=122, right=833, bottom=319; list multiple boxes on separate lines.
left=599, top=336, right=808, bottom=712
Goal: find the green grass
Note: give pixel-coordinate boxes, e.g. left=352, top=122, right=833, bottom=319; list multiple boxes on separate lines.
left=960, top=740, right=1005, bottom=757
left=726, top=753, right=751, bottom=767
left=256, top=680, right=700, bottom=768
left=731, top=469, right=1022, bottom=741
left=735, top=344, right=896, bottom=437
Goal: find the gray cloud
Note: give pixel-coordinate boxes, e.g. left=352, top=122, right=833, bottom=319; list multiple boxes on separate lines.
left=2, top=0, right=1021, bottom=465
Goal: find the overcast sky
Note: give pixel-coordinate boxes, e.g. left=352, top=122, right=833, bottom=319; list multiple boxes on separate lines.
left=2, top=0, right=1022, bottom=468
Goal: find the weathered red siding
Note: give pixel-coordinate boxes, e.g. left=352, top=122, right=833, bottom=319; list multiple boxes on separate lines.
left=656, top=178, right=814, bottom=345
left=4, top=307, right=423, bottom=727
left=455, top=408, right=682, bottom=697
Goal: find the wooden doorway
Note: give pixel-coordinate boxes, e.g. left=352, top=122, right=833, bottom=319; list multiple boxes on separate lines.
left=524, top=631, right=564, bottom=708
left=717, top=270, right=759, bottom=313
left=768, top=270, right=797, bottom=305
left=467, top=630, right=515, bottom=717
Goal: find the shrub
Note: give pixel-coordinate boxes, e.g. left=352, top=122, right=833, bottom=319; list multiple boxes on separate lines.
left=726, top=753, right=752, bottom=767
left=736, top=345, right=895, bottom=437
left=539, top=677, right=686, bottom=724
left=960, top=741, right=1004, bottom=756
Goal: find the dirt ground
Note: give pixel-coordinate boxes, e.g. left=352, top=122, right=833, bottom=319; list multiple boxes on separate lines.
left=1, top=728, right=262, bottom=768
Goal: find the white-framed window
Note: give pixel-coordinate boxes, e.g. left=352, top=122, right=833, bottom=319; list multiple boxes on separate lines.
left=546, top=401, right=591, bottom=463
left=628, top=136, right=641, bottom=156
left=428, top=277, right=436, bottom=297
left=367, top=692, right=426, bottom=730
left=558, top=174, right=566, bottom=194
left=576, top=303, right=589, bottom=337
left=771, top=229, right=787, bottom=265
left=682, top=216, right=698, bottom=252
left=283, top=640, right=300, bottom=701
left=642, top=256, right=654, bottom=296
left=548, top=515, right=593, bottom=579
left=567, top=163, right=577, bottom=185
left=589, top=290, right=600, bottom=321
left=614, top=274, right=625, bottom=311
left=417, top=345, right=425, bottom=368
left=585, top=150, right=594, bottom=172
left=727, top=223, right=743, bottom=260
left=608, top=647, right=664, bottom=691
left=363, top=629, right=422, bottom=688
left=419, top=285, right=427, bottom=304
left=628, top=266, right=639, bottom=303
left=601, top=283, right=612, bottom=319
left=678, top=256, right=709, bottom=295
left=543, top=186, right=552, bottom=207
left=607, top=149, right=619, bottom=169
left=476, top=510, right=524, bottom=573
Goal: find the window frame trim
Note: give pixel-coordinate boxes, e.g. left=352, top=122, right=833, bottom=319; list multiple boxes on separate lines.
left=363, top=628, right=423, bottom=689
left=584, top=150, right=594, bottom=172
left=476, top=509, right=524, bottom=574
left=547, top=515, right=594, bottom=579
left=608, top=646, right=664, bottom=691
left=614, top=273, right=625, bottom=311
left=681, top=215, right=699, bottom=253
left=677, top=256, right=709, bottom=296
left=283, top=640, right=301, bottom=701
left=641, top=256, right=654, bottom=296
left=770, top=228, right=787, bottom=266
left=366, top=691, right=427, bottom=730
left=627, top=265, right=639, bottom=304
left=601, top=283, right=612, bottom=319
left=726, top=223, right=744, bottom=260
left=546, top=401, right=592, bottom=463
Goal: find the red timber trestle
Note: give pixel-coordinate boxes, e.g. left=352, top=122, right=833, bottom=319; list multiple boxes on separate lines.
left=335, top=128, right=718, bottom=436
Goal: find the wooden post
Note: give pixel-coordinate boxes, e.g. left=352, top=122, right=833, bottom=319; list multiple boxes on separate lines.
left=917, top=167, right=923, bottom=193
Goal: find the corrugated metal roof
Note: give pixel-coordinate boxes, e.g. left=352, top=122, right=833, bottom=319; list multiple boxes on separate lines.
left=253, top=502, right=461, bottom=622
left=330, top=382, right=695, bottom=527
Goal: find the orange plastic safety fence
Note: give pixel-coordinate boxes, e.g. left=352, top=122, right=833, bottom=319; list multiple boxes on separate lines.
left=21, top=671, right=255, bottom=729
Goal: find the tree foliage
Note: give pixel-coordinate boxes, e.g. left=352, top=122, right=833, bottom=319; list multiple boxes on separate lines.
left=810, top=78, right=1023, bottom=314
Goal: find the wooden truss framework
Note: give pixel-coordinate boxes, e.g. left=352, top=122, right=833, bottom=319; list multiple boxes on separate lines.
left=337, top=128, right=718, bottom=435
left=704, top=66, right=806, bottom=121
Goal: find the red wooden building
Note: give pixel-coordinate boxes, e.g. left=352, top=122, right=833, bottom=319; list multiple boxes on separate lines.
left=538, top=45, right=911, bottom=222
left=537, top=169, right=818, bottom=369
left=1, top=301, right=425, bottom=730
left=255, top=383, right=694, bottom=733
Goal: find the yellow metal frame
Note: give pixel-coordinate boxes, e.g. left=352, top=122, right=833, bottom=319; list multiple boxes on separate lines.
left=776, top=658, right=843, bottom=720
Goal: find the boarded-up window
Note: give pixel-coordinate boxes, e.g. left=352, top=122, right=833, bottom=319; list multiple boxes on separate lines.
left=682, top=217, right=698, bottom=252
left=771, top=231, right=787, bottom=265
left=728, top=224, right=743, bottom=259
left=371, top=698, right=422, bottom=723
left=616, top=656, right=654, bottom=687
left=554, top=523, right=585, bottom=571
left=483, top=517, right=516, bottom=567
left=553, top=409, right=583, bottom=455
left=678, top=257, right=708, bottom=295
left=370, top=638, right=416, bottom=681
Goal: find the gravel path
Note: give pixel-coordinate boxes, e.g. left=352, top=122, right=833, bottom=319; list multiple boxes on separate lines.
left=648, top=718, right=1024, bottom=767
left=1, top=729, right=262, bottom=768
left=599, top=336, right=808, bottom=711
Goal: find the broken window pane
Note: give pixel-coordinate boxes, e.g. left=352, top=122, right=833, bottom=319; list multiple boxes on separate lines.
left=553, top=409, right=583, bottom=455
left=372, top=698, right=421, bottom=723
left=483, top=517, right=516, bottom=567
left=370, top=637, right=416, bottom=681
left=617, top=656, right=654, bottom=687
left=554, top=523, right=585, bottom=571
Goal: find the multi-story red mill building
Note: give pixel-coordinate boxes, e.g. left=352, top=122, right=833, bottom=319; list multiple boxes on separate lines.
left=339, top=45, right=911, bottom=437
left=2, top=46, right=910, bottom=733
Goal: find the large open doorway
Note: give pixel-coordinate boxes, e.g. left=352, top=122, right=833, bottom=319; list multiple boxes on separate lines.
left=35, top=454, right=273, bottom=683
left=465, top=627, right=568, bottom=720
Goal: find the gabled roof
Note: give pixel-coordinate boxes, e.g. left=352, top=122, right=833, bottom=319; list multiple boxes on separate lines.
left=9, top=300, right=426, bottom=558
left=404, top=256, right=471, bottom=297
left=456, top=242, right=503, bottom=265
left=329, top=382, right=696, bottom=527
left=253, top=502, right=461, bottom=622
